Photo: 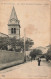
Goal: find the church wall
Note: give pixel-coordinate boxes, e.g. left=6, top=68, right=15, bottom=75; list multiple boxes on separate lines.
left=8, top=25, right=20, bottom=39
left=8, top=33, right=20, bottom=39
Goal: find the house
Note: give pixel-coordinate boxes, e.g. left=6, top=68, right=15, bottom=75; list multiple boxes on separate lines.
left=0, top=32, right=8, bottom=37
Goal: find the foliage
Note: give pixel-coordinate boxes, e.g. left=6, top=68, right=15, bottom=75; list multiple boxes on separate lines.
left=20, top=38, right=34, bottom=51
left=0, top=37, right=8, bottom=50
left=0, top=37, right=34, bottom=51
left=45, top=47, right=51, bottom=61
left=30, top=49, right=42, bottom=60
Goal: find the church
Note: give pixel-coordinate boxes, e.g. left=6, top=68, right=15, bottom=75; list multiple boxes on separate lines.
left=0, top=7, right=20, bottom=39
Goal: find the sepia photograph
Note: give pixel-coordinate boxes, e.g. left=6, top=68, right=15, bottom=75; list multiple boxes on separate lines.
left=0, top=0, right=51, bottom=79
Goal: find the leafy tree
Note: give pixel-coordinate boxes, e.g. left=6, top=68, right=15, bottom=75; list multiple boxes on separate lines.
left=19, top=37, right=34, bottom=51
left=0, top=37, right=9, bottom=50
left=0, top=37, right=34, bottom=51
left=45, top=47, right=51, bottom=61
left=30, top=49, right=42, bottom=60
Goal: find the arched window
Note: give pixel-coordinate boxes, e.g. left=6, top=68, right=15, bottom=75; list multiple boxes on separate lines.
left=11, top=28, right=16, bottom=34
left=14, top=28, right=16, bottom=34
left=11, top=28, right=13, bottom=34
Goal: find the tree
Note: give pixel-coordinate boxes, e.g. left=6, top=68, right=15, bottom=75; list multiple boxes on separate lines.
left=45, top=47, right=51, bottom=61
left=0, top=37, right=9, bottom=50
left=30, top=49, right=42, bottom=60
left=19, top=37, right=34, bottom=51
left=0, top=37, right=34, bottom=51
left=8, top=37, right=34, bottom=51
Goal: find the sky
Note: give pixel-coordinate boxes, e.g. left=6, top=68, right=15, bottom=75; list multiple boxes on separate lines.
left=0, top=0, right=50, bottom=48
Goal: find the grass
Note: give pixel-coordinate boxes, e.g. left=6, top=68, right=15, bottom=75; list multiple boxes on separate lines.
left=0, top=50, right=24, bottom=64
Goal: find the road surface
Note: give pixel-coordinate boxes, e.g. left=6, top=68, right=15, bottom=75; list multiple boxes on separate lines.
left=0, top=59, right=51, bottom=79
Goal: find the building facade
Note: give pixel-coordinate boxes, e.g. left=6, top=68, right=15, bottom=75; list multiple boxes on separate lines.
left=8, top=7, right=20, bottom=39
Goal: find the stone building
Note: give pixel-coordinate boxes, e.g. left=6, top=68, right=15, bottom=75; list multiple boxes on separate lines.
left=0, top=32, right=8, bottom=37
left=8, top=7, right=20, bottom=39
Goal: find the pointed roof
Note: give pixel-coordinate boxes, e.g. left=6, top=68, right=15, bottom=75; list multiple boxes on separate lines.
left=10, top=6, right=18, bottom=20
left=8, top=7, right=20, bottom=26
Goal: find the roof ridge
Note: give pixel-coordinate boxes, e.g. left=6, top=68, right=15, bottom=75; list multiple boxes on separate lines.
left=0, top=32, right=8, bottom=36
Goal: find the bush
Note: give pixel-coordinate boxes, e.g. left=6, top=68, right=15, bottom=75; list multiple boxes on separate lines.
left=45, top=47, right=51, bottom=61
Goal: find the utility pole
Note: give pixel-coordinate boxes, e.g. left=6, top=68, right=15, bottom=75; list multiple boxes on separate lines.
left=24, top=28, right=26, bottom=62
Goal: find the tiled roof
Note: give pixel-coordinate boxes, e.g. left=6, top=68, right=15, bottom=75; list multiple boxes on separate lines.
left=0, top=32, right=9, bottom=37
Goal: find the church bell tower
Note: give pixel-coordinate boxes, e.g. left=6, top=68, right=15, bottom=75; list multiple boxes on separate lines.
left=8, top=7, right=20, bottom=39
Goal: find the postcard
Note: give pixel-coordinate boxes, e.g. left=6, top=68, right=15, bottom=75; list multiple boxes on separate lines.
left=0, top=0, right=51, bottom=79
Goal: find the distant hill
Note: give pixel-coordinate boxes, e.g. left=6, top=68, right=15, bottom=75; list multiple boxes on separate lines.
left=35, top=46, right=49, bottom=54
left=26, top=45, right=51, bottom=55
left=46, top=45, right=51, bottom=48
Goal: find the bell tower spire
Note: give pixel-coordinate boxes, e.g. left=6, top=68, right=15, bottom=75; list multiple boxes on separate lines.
left=8, top=7, right=20, bottom=39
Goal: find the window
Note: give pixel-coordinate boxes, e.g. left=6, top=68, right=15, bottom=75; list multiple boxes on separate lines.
left=11, top=28, right=13, bottom=34
left=11, top=28, right=16, bottom=34
left=14, top=28, right=16, bottom=34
